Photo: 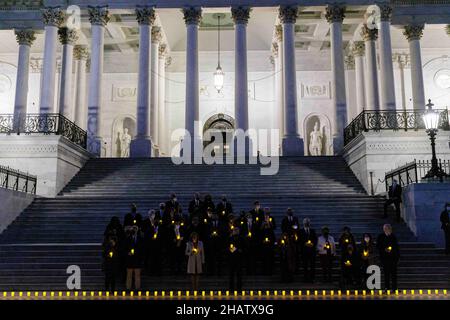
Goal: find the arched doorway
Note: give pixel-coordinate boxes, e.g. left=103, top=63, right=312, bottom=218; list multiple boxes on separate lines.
left=203, top=113, right=235, bottom=156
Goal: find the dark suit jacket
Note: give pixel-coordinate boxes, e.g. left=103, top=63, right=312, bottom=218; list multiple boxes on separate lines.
left=281, top=216, right=300, bottom=234
left=188, top=199, right=204, bottom=217
left=123, top=213, right=143, bottom=229
left=440, top=209, right=449, bottom=230
left=299, top=228, right=318, bottom=256
left=376, top=233, right=400, bottom=262
left=388, top=184, right=403, bottom=202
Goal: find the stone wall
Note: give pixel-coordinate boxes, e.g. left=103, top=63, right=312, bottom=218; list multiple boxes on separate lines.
left=0, top=135, right=91, bottom=197
left=0, top=187, right=34, bottom=233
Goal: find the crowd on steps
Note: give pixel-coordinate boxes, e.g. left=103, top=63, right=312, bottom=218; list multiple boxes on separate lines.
left=102, top=193, right=405, bottom=292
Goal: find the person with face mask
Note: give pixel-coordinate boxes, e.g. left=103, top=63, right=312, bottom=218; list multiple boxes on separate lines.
left=317, top=226, right=336, bottom=283
left=359, top=233, right=374, bottom=285
left=384, top=179, right=403, bottom=222
left=376, top=224, right=400, bottom=290
left=299, top=218, right=317, bottom=283
left=216, top=195, right=233, bottom=224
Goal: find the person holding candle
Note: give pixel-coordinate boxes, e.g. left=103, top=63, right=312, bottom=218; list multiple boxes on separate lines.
left=168, top=216, right=186, bottom=275
left=317, top=226, right=336, bottom=283
left=205, top=211, right=225, bottom=276
left=124, top=225, right=144, bottom=291
left=228, top=227, right=244, bottom=291
left=376, top=224, right=400, bottom=290
left=188, top=192, right=204, bottom=220
left=102, top=235, right=119, bottom=292
left=279, top=233, right=296, bottom=283
left=241, top=211, right=258, bottom=275
left=185, top=232, right=205, bottom=291
left=340, top=244, right=360, bottom=289
left=339, top=226, right=356, bottom=252
left=216, top=195, right=233, bottom=224
left=359, top=233, right=374, bottom=285
left=260, top=208, right=276, bottom=275
left=299, top=218, right=318, bottom=283
left=142, top=209, right=162, bottom=276
left=123, top=203, right=143, bottom=229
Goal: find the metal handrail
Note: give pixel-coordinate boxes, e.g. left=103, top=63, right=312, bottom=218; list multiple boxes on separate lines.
left=0, top=165, right=37, bottom=195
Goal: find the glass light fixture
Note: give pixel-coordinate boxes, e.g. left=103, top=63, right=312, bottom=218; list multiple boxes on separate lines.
left=422, top=100, right=440, bottom=130
left=213, top=13, right=224, bottom=93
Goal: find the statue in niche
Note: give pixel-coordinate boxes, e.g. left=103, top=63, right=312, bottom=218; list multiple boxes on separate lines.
left=309, top=122, right=323, bottom=156
left=115, top=132, right=122, bottom=158
left=120, top=128, right=131, bottom=158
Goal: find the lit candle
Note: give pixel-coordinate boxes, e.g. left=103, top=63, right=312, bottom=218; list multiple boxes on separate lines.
left=345, top=260, right=352, bottom=267
left=180, top=222, right=184, bottom=226
left=256, top=217, right=259, bottom=222
left=192, top=248, right=198, bottom=254
left=387, top=246, right=392, bottom=252
left=345, top=238, right=349, bottom=243
left=247, top=231, right=252, bottom=238
left=108, top=251, right=113, bottom=258
left=281, top=239, right=285, bottom=245
left=212, top=230, right=218, bottom=237
left=204, top=219, right=207, bottom=224
left=130, top=248, right=135, bottom=255
left=153, top=233, right=158, bottom=240
left=325, top=243, right=331, bottom=250
left=307, top=240, right=312, bottom=246
left=264, top=237, right=269, bottom=243
left=229, top=244, right=235, bottom=252
left=133, top=219, right=137, bottom=225
left=171, top=220, right=175, bottom=225
left=363, top=250, right=369, bottom=257
left=222, top=211, right=225, bottom=215
left=176, top=235, right=181, bottom=241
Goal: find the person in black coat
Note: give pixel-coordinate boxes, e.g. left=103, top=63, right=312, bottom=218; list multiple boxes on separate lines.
left=167, top=216, right=187, bottom=275
left=359, top=233, right=375, bottom=285
left=188, top=192, right=204, bottom=220
left=227, top=227, right=244, bottom=291
left=205, top=212, right=226, bottom=276
left=239, top=211, right=259, bottom=275
left=165, top=193, right=181, bottom=215
left=123, top=203, right=143, bottom=229
left=384, top=180, right=403, bottom=221
left=299, top=218, right=317, bottom=283
left=260, top=208, right=276, bottom=275
left=440, top=203, right=450, bottom=255
left=216, top=195, right=233, bottom=224
left=102, top=235, right=120, bottom=291
left=124, top=226, right=144, bottom=290
left=340, top=244, right=361, bottom=289
left=281, top=208, right=300, bottom=235
left=376, top=224, right=400, bottom=290
left=279, top=233, right=296, bottom=283
left=142, top=209, right=162, bottom=275
left=339, top=226, right=356, bottom=252
left=203, top=194, right=216, bottom=214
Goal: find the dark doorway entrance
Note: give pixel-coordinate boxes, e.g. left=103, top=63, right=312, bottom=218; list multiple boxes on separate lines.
left=203, top=114, right=235, bottom=156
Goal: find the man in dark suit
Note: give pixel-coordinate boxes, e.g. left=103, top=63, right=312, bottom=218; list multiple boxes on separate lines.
left=281, top=208, right=300, bottom=234
left=384, top=180, right=403, bottom=221
left=376, top=224, right=400, bottom=290
left=260, top=208, right=276, bottom=275
left=216, top=195, right=233, bottom=224
left=123, top=203, right=143, bottom=229
left=228, top=227, right=244, bottom=291
left=141, top=210, right=162, bottom=275
left=240, top=211, right=258, bottom=275
left=298, top=218, right=317, bottom=283
left=205, top=212, right=226, bottom=275
left=440, top=203, right=450, bottom=255
left=188, top=192, right=204, bottom=219
left=165, top=193, right=181, bottom=215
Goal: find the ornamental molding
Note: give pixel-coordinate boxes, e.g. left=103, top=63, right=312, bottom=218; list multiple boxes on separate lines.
left=135, top=6, right=155, bottom=25
left=392, top=52, right=410, bottom=68
left=158, top=43, right=167, bottom=59
left=88, top=6, right=110, bottom=26
left=361, top=24, right=378, bottom=41
left=377, top=3, right=393, bottom=21
left=165, top=56, right=172, bottom=68
left=271, top=42, right=278, bottom=58
left=29, top=56, right=43, bottom=73
left=352, top=41, right=365, bottom=56
left=0, top=144, right=58, bottom=154
left=182, top=7, right=202, bottom=25
left=231, top=6, right=251, bottom=25
left=73, top=45, right=89, bottom=60
left=278, top=6, right=298, bottom=24
left=42, top=7, right=65, bottom=27
left=151, top=26, right=162, bottom=43
left=15, top=29, right=36, bottom=46
left=344, top=53, right=355, bottom=70
left=325, top=4, right=346, bottom=23
left=58, top=27, right=78, bottom=45
left=403, top=25, right=424, bottom=41
left=274, top=24, right=283, bottom=42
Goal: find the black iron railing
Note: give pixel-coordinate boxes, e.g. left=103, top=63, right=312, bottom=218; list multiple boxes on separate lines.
left=385, top=158, right=450, bottom=191
left=0, top=113, right=87, bottom=149
left=344, top=109, right=450, bottom=146
left=0, top=165, right=37, bottom=195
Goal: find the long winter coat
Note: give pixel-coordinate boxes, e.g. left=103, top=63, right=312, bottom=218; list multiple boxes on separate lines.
left=185, top=241, right=205, bottom=274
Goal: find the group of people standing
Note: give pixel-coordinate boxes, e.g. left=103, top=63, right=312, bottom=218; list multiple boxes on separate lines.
left=102, top=193, right=401, bottom=292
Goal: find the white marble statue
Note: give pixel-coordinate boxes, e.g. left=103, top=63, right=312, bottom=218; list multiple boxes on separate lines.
left=120, top=128, right=131, bottom=158
left=309, top=122, right=323, bottom=156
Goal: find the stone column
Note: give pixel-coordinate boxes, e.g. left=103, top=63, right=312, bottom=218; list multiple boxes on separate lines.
left=151, top=26, right=162, bottom=155
left=39, top=7, right=64, bottom=114
left=87, top=6, right=110, bottom=156
left=404, top=25, right=425, bottom=110
left=393, top=53, right=409, bottom=110
left=352, top=41, right=366, bottom=114
left=158, top=44, right=167, bottom=156
left=279, top=6, right=303, bottom=156
left=57, top=27, right=78, bottom=119
left=274, top=25, right=284, bottom=149
left=182, top=7, right=202, bottom=156
left=378, top=4, right=396, bottom=111
left=13, top=29, right=36, bottom=131
left=361, top=24, right=380, bottom=110
left=325, top=4, right=348, bottom=154
left=73, top=45, right=89, bottom=128
left=131, top=6, right=155, bottom=158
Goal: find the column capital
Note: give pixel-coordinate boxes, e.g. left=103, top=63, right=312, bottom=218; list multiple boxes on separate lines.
left=377, top=3, right=393, bottom=21
left=352, top=41, right=365, bottom=56
left=88, top=6, right=110, bottom=26
left=74, top=45, right=89, bottom=60
left=165, top=56, right=172, bottom=68
left=15, top=29, right=36, bottom=46
left=151, top=26, right=162, bottom=43
left=159, top=43, right=168, bottom=59
left=58, top=27, right=79, bottom=45
left=325, top=4, right=345, bottom=23
left=361, top=24, right=378, bottom=41
left=344, top=53, right=355, bottom=70
left=42, top=7, right=65, bottom=27
left=231, top=6, right=251, bottom=25
left=269, top=55, right=275, bottom=67
left=274, top=24, right=283, bottom=42
left=403, top=24, right=424, bottom=41
left=182, top=7, right=202, bottom=25
left=271, top=42, right=279, bottom=58
left=393, top=52, right=409, bottom=68
left=278, top=6, right=298, bottom=24
left=135, top=6, right=156, bottom=25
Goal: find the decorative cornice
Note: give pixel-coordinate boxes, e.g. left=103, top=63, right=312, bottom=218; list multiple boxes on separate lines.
left=182, top=7, right=202, bottom=25
left=29, top=57, right=43, bottom=73
left=135, top=6, right=155, bottom=25
left=42, top=7, right=64, bottom=27
left=403, top=24, right=424, bottom=41
left=151, top=26, right=162, bottom=43
left=377, top=3, right=393, bottom=21
left=271, top=42, right=278, bottom=58
left=73, top=45, right=89, bottom=60
left=165, top=56, right=172, bottom=68
left=393, top=52, right=410, bottom=68
left=231, top=6, right=251, bottom=25
left=278, top=6, right=298, bottom=24
left=15, top=29, right=36, bottom=46
left=88, top=6, right=110, bottom=26
left=274, top=24, right=283, bottom=42
left=361, top=24, right=378, bottom=41
left=352, top=41, right=365, bottom=57
left=58, top=27, right=78, bottom=45
left=325, top=4, right=346, bottom=23
left=158, top=43, right=167, bottom=59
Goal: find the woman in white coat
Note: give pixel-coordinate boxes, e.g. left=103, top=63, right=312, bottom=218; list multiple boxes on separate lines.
left=185, top=232, right=205, bottom=291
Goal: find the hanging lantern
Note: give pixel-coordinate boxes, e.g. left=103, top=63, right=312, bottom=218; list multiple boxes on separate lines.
left=213, top=13, right=225, bottom=93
